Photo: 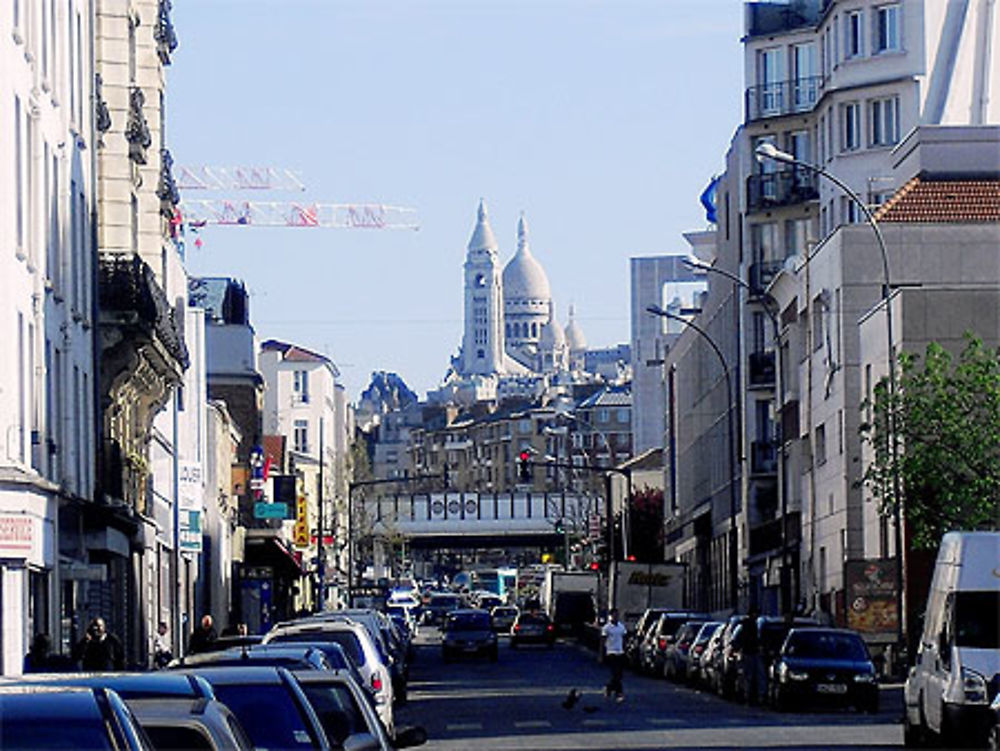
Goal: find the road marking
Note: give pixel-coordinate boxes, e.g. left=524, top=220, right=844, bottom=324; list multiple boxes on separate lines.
left=445, top=722, right=483, bottom=731
left=514, top=720, right=551, bottom=729
left=582, top=718, right=612, bottom=727
left=647, top=717, right=687, bottom=725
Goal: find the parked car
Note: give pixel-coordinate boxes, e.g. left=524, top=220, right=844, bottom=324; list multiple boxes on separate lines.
left=754, top=616, right=819, bottom=703
left=129, top=697, right=254, bottom=751
left=442, top=609, right=499, bottom=662
left=490, top=605, right=519, bottom=633
left=642, top=612, right=707, bottom=676
left=770, top=628, right=879, bottom=713
left=987, top=690, right=1000, bottom=751
left=171, top=644, right=334, bottom=671
left=264, top=619, right=396, bottom=734
left=4, top=670, right=216, bottom=701
left=685, top=621, right=723, bottom=684
left=699, top=626, right=727, bottom=691
left=176, top=666, right=331, bottom=750
left=309, top=610, right=409, bottom=702
left=294, top=670, right=427, bottom=750
left=0, top=685, right=153, bottom=750
left=904, top=531, right=1000, bottom=748
left=511, top=611, right=556, bottom=648
left=714, top=614, right=750, bottom=697
left=664, top=620, right=706, bottom=680
left=628, top=608, right=670, bottom=669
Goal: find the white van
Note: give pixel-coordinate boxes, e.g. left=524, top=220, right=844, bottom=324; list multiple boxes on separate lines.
left=904, top=531, right=1000, bottom=747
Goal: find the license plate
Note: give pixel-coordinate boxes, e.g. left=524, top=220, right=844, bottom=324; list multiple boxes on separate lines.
left=463, top=645, right=479, bottom=652
left=816, top=683, right=847, bottom=694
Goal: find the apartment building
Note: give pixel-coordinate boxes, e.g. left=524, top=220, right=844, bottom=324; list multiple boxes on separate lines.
left=0, top=0, right=100, bottom=672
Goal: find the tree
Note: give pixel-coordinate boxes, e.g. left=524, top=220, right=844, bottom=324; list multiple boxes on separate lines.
left=624, top=487, right=665, bottom=563
left=862, top=334, right=1000, bottom=550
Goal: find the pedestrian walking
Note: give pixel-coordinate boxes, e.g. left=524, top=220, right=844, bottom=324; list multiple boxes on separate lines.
left=152, top=621, right=173, bottom=669
left=74, top=617, right=125, bottom=671
left=602, top=608, right=627, bottom=702
left=188, top=614, right=218, bottom=655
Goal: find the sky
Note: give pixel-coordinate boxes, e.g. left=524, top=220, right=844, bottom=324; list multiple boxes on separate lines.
left=169, top=0, right=745, bottom=401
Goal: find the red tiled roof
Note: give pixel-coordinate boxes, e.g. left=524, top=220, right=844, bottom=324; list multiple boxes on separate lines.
left=875, top=178, right=1000, bottom=223
left=261, top=435, right=286, bottom=471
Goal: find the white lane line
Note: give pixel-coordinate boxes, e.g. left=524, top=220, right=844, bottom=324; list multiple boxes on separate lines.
left=647, top=717, right=687, bottom=725
left=445, top=722, right=483, bottom=732
left=513, top=720, right=552, bottom=729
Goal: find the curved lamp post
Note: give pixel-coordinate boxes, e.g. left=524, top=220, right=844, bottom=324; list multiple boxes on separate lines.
left=682, top=257, right=793, bottom=614
left=647, top=304, right=739, bottom=612
left=755, top=142, right=903, bottom=651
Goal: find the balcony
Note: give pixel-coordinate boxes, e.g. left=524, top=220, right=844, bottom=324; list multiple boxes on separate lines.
left=748, top=259, right=784, bottom=297
left=750, top=439, right=778, bottom=476
left=747, top=169, right=819, bottom=212
left=749, top=351, right=776, bottom=388
left=745, top=76, right=822, bottom=121
left=780, top=399, right=800, bottom=444
left=748, top=511, right=802, bottom=558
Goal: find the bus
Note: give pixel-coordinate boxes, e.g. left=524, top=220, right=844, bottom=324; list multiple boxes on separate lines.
left=470, top=567, right=519, bottom=602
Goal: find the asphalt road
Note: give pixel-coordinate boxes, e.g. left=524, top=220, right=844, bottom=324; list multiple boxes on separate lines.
left=393, top=631, right=904, bottom=751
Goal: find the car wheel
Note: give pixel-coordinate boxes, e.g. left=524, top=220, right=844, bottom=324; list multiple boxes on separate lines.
left=988, top=725, right=1000, bottom=751
left=490, top=647, right=498, bottom=662
left=903, top=712, right=926, bottom=748
left=865, top=694, right=879, bottom=715
left=774, top=687, right=790, bottom=713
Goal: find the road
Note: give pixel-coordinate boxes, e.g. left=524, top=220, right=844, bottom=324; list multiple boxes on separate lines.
left=394, top=631, right=904, bottom=751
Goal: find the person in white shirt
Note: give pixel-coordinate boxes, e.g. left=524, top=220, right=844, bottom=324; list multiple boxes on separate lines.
left=601, top=608, right=627, bottom=701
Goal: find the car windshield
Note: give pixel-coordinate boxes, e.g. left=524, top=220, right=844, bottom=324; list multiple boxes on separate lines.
left=299, top=683, right=367, bottom=747
left=446, top=613, right=490, bottom=631
left=144, top=725, right=214, bottom=751
left=518, top=614, right=548, bottom=625
left=212, top=683, right=318, bottom=750
left=431, top=596, right=461, bottom=608
left=271, top=632, right=364, bottom=667
left=785, top=632, right=869, bottom=661
left=954, top=591, right=1000, bottom=649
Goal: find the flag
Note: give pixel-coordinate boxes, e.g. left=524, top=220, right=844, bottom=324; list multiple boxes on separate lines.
left=699, top=175, right=721, bottom=224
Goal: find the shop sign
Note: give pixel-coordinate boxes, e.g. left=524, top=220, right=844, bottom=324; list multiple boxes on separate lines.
left=294, top=495, right=310, bottom=548
left=0, top=515, right=40, bottom=560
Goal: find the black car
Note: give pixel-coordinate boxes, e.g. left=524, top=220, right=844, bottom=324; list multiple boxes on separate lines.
left=753, top=616, right=819, bottom=702
left=510, top=612, right=556, bottom=648
left=176, top=666, right=331, bottom=749
left=0, top=685, right=153, bottom=750
left=442, top=609, right=498, bottom=662
left=770, top=627, right=879, bottom=713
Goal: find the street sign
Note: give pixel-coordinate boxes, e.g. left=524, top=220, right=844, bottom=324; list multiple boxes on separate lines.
left=254, top=502, right=290, bottom=520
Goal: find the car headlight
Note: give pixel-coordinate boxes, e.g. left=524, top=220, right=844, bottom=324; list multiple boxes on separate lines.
left=853, top=672, right=876, bottom=683
left=961, top=666, right=988, bottom=704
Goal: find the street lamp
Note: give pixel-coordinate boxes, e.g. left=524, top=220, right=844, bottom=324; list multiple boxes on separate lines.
left=551, top=403, right=632, bottom=560
left=755, top=142, right=903, bottom=652
left=682, top=257, right=793, bottom=614
left=646, top=304, right=739, bottom=612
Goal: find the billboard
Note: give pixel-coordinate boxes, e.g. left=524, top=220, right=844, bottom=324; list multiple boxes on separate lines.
left=845, top=558, right=898, bottom=638
left=178, top=461, right=203, bottom=553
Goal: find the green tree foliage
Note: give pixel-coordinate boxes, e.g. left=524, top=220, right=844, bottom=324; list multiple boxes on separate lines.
left=862, top=335, right=1000, bottom=549
left=625, top=486, right=665, bottom=563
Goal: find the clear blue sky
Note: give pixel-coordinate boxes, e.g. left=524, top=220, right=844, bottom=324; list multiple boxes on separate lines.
left=170, top=0, right=744, bottom=401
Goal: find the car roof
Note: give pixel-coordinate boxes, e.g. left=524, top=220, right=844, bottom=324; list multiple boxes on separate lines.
left=172, top=665, right=292, bottom=685
left=127, top=696, right=225, bottom=718
left=0, top=685, right=108, bottom=718
left=5, top=671, right=214, bottom=699
left=172, top=644, right=324, bottom=668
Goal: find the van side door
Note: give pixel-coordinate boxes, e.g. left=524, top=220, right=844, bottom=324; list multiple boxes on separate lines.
left=925, top=594, right=954, bottom=732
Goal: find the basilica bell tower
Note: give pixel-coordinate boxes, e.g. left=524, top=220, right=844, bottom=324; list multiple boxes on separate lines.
left=459, top=199, right=506, bottom=376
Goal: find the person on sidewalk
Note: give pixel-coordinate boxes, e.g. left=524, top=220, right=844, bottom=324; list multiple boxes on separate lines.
left=187, top=614, right=218, bottom=655
left=601, top=608, right=627, bottom=702
left=74, top=618, right=125, bottom=671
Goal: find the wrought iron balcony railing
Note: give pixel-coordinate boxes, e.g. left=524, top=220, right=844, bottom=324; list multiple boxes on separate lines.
left=750, top=439, right=778, bottom=476
left=748, top=259, right=784, bottom=297
left=745, top=76, right=822, bottom=121
left=747, top=169, right=819, bottom=211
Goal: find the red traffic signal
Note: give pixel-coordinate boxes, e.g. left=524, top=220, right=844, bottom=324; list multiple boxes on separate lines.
left=518, top=450, right=531, bottom=462
left=589, top=561, right=600, bottom=571
left=626, top=554, right=637, bottom=562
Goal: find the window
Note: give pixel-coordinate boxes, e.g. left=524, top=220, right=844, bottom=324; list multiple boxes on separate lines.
left=293, top=370, right=309, bottom=403
left=791, top=43, right=817, bottom=110
left=616, top=408, right=629, bottom=423
left=758, top=47, right=785, bottom=114
left=531, top=322, right=538, bottom=338
left=869, top=96, right=900, bottom=146
left=841, top=102, right=861, bottom=151
left=875, top=4, right=901, bottom=53
left=518, top=419, right=532, bottom=435
left=845, top=10, right=863, bottom=58
left=841, top=196, right=861, bottom=224
left=750, top=222, right=778, bottom=264
left=785, top=218, right=812, bottom=259
left=15, top=96, right=24, bottom=253
left=819, top=546, right=827, bottom=592
left=812, top=295, right=825, bottom=351
left=294, top=419, right=309, bottom=453
left=815, top=423, right=827, bottom=466
left=597, top=409, right=610, bottom=424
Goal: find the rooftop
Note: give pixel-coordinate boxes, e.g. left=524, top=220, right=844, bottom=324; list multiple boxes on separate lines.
left=875, top=178, right=1000, bottom=223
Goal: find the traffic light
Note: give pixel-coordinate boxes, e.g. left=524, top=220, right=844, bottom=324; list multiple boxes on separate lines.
left=518, top=450, right=532, bottom=483
left=553, top=518, right=565, bottom=535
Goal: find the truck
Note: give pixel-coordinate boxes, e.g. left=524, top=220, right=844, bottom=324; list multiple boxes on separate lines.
left=540, top=569, right=599, bottom=634
left=608, top=561, right=686, bottom=631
